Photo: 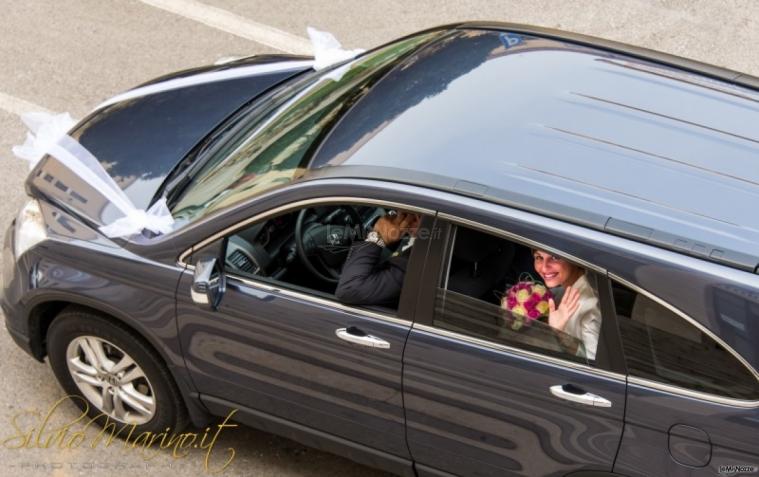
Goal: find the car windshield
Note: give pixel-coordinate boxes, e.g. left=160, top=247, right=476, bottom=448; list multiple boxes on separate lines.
left=171, top=30, right=444, bottom=223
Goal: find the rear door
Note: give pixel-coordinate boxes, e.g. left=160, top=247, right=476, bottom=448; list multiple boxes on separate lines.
left=403, top=217, right=627, bottom=477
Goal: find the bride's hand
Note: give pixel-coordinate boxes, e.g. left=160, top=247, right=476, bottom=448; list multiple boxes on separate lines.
left=548, top=286, right=580, bottom=332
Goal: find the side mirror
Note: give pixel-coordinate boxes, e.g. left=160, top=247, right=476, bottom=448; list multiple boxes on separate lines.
left=191, top=258, right=225, bottom=310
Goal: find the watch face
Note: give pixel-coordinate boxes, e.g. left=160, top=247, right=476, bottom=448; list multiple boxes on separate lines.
left=366, top=231, right=384, bottom=247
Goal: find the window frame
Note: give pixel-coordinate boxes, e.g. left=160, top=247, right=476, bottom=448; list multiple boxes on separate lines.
left=179, top=196, right=435, bottom=324
left=609, top=273, right=759, bottom=407
left=412, top=212, right=626, bottom=375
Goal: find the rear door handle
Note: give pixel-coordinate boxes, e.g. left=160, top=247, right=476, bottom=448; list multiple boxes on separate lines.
left=335, top=327, right=390, bottom=349
left=550, top=384, right=612, bottom=408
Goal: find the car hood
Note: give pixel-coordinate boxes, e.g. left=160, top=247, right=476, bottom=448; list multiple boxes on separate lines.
left=27, top=55, right=312, bottom=226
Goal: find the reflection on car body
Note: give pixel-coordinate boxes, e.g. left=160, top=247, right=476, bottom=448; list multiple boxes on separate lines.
left=3, top=22, right=759, bottom=477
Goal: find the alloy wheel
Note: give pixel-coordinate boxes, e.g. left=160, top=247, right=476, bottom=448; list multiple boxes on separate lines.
left=65, top=335, right=156, bottom=424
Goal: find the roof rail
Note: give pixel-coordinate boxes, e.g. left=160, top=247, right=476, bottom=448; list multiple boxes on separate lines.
left=454, top=22, right=759, bottom=93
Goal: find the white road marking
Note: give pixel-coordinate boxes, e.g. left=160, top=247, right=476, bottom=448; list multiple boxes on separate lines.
left=0, top=92, right=50, bottom=117
left=139, top=0, right=313, bottom=55
left=95, top=60, right=314, bottom=110
left=3, top=1, right=317, bottom=120
left=2, top=1, right=314, bottom=119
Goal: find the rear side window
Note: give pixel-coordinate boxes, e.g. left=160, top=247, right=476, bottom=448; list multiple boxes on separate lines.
left=431, top=225, right=603, bottom=366
left=613, top=281, right=759, bottom=401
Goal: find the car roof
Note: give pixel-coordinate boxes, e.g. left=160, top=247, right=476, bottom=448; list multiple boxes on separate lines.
left=305, top=24, right=759, bottom=273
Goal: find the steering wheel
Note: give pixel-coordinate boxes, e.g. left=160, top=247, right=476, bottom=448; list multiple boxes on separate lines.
left=295, top=206, right=363, bottom=283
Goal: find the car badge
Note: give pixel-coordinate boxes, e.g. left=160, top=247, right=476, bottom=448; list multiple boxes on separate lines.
left=327, top=232, right=342, bottom=246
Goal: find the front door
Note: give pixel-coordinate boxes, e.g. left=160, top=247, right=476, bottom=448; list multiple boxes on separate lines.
left=176, top=201, right=432, bottom=464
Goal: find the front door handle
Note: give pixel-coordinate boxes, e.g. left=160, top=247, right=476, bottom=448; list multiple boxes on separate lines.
left=550, top=384, right=612, bottom=408
left=335, top=327, right=390, bottom=349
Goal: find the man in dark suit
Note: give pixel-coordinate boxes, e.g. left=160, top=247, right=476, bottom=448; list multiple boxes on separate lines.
left=335, top=211, right=421, bottom=308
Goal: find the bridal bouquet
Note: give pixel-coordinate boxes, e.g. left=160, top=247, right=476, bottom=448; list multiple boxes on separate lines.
left=501, top=276, right=553, bottom=330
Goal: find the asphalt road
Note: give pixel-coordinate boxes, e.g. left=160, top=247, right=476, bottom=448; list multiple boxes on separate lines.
left=1, top=1, right=758, bottom=476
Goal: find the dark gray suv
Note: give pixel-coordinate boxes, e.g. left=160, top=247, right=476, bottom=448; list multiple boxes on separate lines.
left=3, top=24, right=759, bottom=477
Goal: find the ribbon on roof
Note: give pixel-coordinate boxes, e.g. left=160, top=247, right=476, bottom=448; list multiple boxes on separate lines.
left=307, top=27, right=365, bottom=71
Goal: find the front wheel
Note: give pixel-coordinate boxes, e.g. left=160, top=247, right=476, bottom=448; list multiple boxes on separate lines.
left=47, top=307, right=188, bottom=434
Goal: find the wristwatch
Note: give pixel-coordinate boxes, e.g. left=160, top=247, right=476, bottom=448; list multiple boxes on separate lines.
left=365, top=231, right=386, bottom=248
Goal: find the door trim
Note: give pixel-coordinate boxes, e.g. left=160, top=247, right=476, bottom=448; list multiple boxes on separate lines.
left=223, top=272, right=413, bottom=327
left=412, top=323, right=627, bottom=383
left=628, top=376, right=759, bottom=408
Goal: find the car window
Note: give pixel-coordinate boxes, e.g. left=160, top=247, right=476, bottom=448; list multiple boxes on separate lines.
left=220, top=203, right=431, bottom=313
left=432, top=224, right=603, bottom=365
left=170, top=31, right=445, bottom=223
left=613, top=281, right=759, bottom=400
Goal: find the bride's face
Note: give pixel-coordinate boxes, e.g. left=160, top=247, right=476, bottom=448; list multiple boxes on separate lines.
left=533, top=250, right=580, bottom=288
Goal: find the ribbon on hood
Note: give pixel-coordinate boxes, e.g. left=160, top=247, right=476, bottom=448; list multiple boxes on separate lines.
left=12, top=112, right=76, bottom=169
left=12, top=111, right=175, bottom=239
left=10, top=29, right=360, bottom=238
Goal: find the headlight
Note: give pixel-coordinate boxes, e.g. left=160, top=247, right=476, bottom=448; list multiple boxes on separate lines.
left=14, top=199, right=47, bottom=259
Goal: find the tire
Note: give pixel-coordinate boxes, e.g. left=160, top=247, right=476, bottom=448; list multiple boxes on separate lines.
left=46, top=306, right=188, bottom=435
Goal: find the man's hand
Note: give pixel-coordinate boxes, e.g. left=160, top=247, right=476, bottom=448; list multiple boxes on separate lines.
left=374, top=212, right=419, bottom=245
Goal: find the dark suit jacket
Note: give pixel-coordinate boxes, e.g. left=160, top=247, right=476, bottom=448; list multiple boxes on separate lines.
left=335, top=240, right=410, bottom=307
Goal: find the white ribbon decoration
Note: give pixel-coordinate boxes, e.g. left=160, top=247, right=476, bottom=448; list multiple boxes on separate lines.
left=12, top=111, right=175, bottom=239
left=95, top=27, right=359, bottom=112
left=307, top=27, right=365, bottom=71
left=11, top=29, right=360, bottom=238
left=12, top=112, right=76, bottom=170
left=100, top=196, right=175, bottom=238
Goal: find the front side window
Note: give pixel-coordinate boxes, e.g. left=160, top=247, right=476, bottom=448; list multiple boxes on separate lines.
left=432, top=224, right=603, bottom=365
left=613, top=281, right=759, bottom=400
left=220, top=202, right=431, bottom=313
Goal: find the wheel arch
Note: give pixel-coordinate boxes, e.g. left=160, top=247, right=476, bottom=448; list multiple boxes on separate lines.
left=26, top=293, right=213, bottom=427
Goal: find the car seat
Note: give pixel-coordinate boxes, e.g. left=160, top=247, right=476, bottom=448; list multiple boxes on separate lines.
left=447, top=227, right=515, bottom=303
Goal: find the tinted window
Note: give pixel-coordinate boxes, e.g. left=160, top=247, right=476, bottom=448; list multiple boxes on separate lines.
left=613, top=281, right=759, bottom=400
left=171, top=31, right=443, bottom=222
left=221, top=203, right=429, bottom=313
left=433, top=225, right=603, bottom=365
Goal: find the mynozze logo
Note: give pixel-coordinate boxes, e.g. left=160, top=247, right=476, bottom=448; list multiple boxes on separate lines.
left=719, top=464, right=758, bottom=476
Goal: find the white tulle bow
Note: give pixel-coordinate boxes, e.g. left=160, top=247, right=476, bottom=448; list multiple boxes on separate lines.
left=12, top=112, right=76, bottom=169
left=11, top=111, right=175, bottom=239
left=307, top=27, right=365, bottom=71
left=99, top=197, right=175, bottom=238
left=11, top=30, right=362, bottom=238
